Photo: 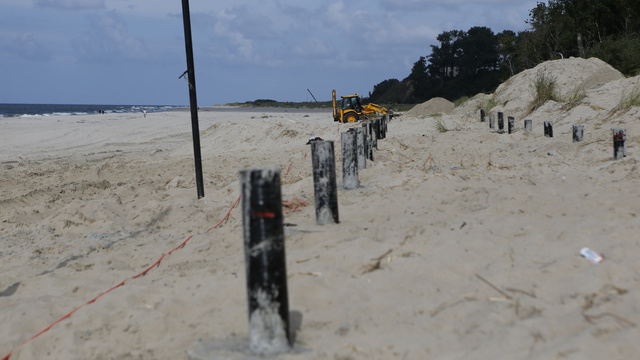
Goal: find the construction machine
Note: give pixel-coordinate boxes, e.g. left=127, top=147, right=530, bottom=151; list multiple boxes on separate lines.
left=332, top=90, right=389, bottom=123
left=361, top=102, right=389, bottom=118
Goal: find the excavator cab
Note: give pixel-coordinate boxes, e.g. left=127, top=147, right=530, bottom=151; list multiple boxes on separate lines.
left=332, top=90, right=362, bottom=123
left=342, top=95, right=362, bottom=113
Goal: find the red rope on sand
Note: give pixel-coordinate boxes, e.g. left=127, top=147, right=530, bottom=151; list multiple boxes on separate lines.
left=1, top=194, right=242, bottom=360
left=204, top=195, right=241, bottom=233
left=284, top=162, right=293, bottom=177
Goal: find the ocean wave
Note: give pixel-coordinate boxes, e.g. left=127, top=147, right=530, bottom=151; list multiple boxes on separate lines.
left=0, top=104, right=180, bottom=118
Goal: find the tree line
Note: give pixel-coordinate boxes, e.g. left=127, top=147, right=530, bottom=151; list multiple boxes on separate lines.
left=368, top=0, right=640, bottom=104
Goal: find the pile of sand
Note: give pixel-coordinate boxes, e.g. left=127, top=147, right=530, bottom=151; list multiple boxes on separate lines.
left=406, top=97, right=455, bottom=117
left=464, top=57, right=640, bottom=143
left=492, top=57, right=624, bottom=118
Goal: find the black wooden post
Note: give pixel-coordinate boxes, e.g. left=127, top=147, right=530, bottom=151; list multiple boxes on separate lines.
left=355, top=127, right=366, bottom=169
left=239, top=168, right=290, bottom=355
left=613, top=129, right=627, bottom=160
left=524, top=119, right=532, bottom=132
left=544, top=121, right=553, bottom=137
left=362, top=122, right=374, bottom=161
left=489, top=114, right=495, bottom=129
left=341, top=130, right=359, bottom=189
left=384, top=114, right=390, bottom=135
left=311, top=141, right=339, bottom=225
left=181, top=0, right=205, bottom=199
left=361, top=122, right=369, bottom=160
left=573, top=125, right=584, bottom=143
left=480, top=109, right=486, bottom=123
left=370, top=121, right=378, bottom=150
left=498, top=112, right=504, bottom=132
left=508, top=116, right=515, bottom=134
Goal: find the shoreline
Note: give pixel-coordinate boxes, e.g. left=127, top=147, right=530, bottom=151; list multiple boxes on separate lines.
left=198, top=105, right=332, bottom=114
left=0, top=105, right=332, bottom=118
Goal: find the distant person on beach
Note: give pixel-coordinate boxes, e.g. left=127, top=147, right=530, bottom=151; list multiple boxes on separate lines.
left=143, top=109, right=146, bottom=118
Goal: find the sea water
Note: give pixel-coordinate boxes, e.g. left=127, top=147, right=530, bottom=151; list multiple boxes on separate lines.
left=0, top=104, right=179, bottom=118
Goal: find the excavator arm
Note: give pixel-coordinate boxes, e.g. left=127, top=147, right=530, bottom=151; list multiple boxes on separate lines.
left=332, top=90, right=339, bottom=122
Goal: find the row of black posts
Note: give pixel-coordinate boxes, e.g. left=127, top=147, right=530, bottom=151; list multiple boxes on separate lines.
left=309, top=115, right=389, bottom=224
left=236, top=114, right=390, bottom=356
left=480, top=109, right=627, bottom=160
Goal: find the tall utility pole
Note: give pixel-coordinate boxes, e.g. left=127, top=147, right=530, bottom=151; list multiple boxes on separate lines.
left=181, top=0, right=205, bottom=199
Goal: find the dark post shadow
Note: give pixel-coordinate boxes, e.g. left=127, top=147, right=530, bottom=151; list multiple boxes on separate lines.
left=288, top=310, right=303, bottom=345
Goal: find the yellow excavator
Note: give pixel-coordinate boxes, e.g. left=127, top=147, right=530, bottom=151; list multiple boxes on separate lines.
left=332, top=90, right=388, bottom=123
left=361, top=102, right=389, bottom=118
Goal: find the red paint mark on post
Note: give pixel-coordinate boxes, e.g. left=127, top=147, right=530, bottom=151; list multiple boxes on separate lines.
left=254, top=212, right=276, bottom=218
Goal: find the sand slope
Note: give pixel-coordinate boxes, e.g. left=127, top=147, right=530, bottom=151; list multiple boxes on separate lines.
left=406, top=97, right=455, bottom=117
left=492, top=57, right=625, bottom=119
left=1, top=59, right=640, bottom=360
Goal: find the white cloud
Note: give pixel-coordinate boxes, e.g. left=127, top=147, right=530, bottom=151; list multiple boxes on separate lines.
left=212, top=20, right=254, bottom=61
left=199, top=8, right=259, bottom=64
left=325, top=2, right=349, bottom=29
left=360, top=14, right=439, bottom=47
left=379, top=0, right=533, bottom=10
left=291, top=37, right=335, bottom=58
left=72, top=11, right=148, bottom=62
left=2, top=32, right=52, bottom=61
left=377, top=0, right=430, bottom=11
left=33, top=0, right=105, bottom=10
left=324, top=1, right=369, bottom=31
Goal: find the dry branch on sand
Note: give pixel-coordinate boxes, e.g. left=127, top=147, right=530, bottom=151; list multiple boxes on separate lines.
left=282, top=197, right=308, bottom=214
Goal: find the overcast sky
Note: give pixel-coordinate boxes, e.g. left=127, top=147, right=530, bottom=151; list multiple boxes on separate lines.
left=0, top=0, right=540, bottom=105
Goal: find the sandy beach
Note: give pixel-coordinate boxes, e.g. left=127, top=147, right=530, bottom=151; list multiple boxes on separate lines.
left=2, top=58, right=640, bottom=359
